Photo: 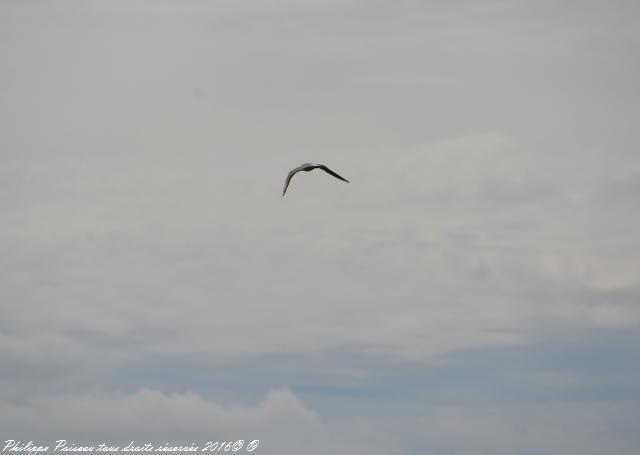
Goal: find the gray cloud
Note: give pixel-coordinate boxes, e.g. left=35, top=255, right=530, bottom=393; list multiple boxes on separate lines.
left=1, top=0, right=639, bottom=453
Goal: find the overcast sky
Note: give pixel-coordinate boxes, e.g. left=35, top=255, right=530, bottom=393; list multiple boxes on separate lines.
left=1, top=1, right=639, bottom=453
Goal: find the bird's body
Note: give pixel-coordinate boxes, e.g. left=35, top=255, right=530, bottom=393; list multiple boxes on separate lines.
left=282, top=163, right=349, bottom=196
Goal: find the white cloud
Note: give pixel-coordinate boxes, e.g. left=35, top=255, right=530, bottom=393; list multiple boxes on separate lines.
left=0, top=388, right=389, bottom=455
left=0, top=388, right=315, bottom=441
left=1, top=0, right=639, bottom=451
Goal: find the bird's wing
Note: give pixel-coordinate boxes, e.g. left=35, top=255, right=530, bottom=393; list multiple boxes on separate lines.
left=282, top=166, right=305, bottom=196
left=318, top=165, right=349, bottom=183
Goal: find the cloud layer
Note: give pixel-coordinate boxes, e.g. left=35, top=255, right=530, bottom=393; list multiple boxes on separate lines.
left=1, top=0, right=639, bottom=453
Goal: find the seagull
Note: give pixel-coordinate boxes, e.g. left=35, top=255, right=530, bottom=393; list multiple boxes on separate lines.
left=282, top=163, right=349, bottom=196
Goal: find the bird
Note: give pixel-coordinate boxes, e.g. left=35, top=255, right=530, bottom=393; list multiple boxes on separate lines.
left=282, top=163, right=349, bottom=196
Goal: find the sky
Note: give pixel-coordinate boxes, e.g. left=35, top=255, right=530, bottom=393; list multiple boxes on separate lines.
left=1, top=0, right=639, bottom=453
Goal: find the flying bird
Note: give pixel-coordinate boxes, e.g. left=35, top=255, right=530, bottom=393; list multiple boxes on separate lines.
left=282, top=163, right=349, bottom=196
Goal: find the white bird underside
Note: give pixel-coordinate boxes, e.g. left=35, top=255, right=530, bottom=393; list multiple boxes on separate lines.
left=282, top=162, right=349, bottom=196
